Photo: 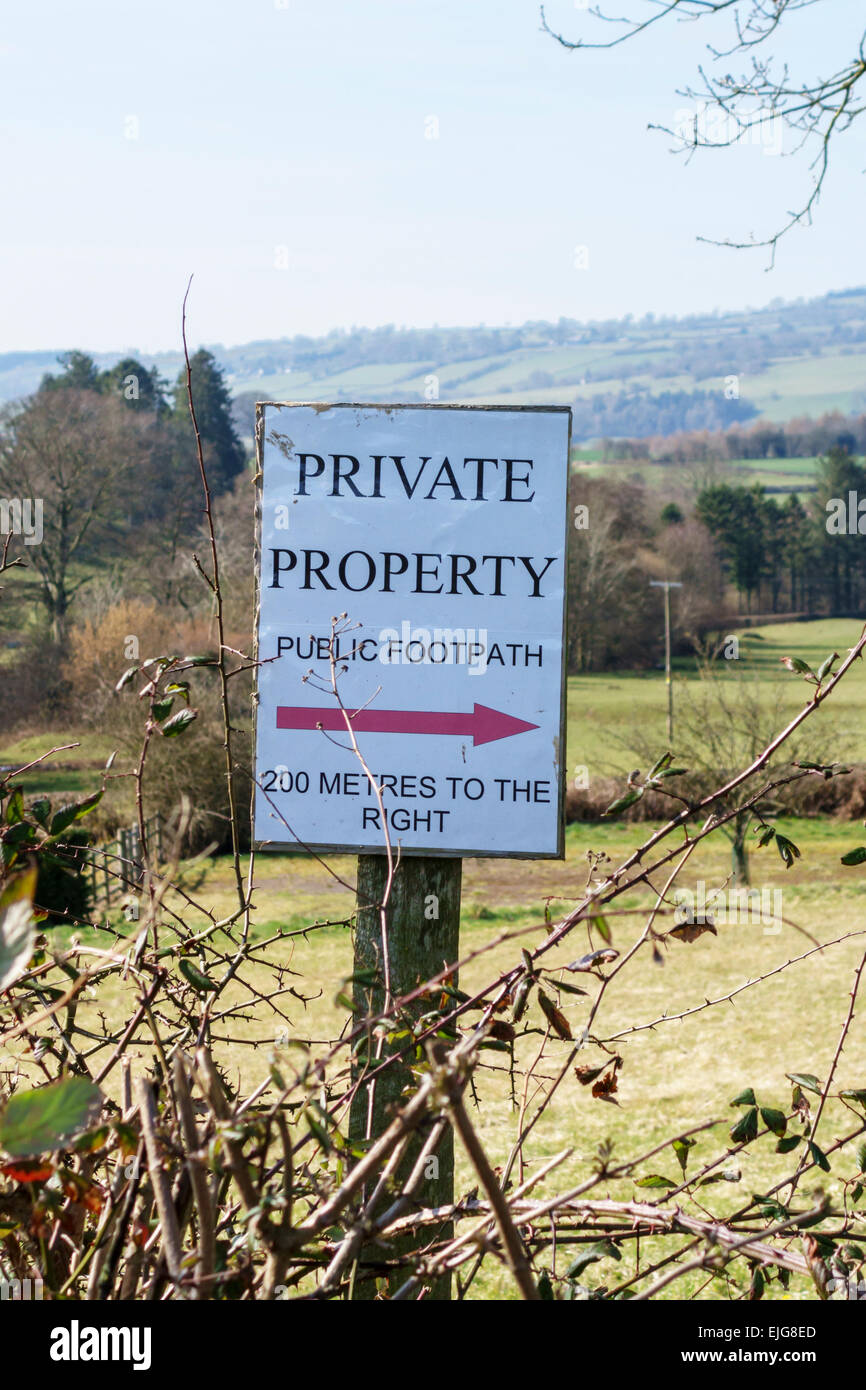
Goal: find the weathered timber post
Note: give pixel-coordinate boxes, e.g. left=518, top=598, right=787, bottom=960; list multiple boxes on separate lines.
left=349, top=853, right=461, bottom=1300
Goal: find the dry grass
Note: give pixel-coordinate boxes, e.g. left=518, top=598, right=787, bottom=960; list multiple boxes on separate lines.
left=34, top=815, right=866, bottom=1299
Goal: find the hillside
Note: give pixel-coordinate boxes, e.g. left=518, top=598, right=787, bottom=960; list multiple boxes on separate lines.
left=3, top=286, right=866, bottom=442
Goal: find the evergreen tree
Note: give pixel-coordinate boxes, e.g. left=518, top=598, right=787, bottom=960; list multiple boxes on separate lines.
left=172, top=349, right=246, bottom=491
left=100, top=357, right=168, bottom=414
left=813, top=446, right=866, bottom=610
left=40, top=350, right=101, bottom=394
left=780, top=493, right=809, bottom=612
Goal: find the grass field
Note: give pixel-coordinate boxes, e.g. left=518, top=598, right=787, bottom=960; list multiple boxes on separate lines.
left=29, top=813, right=866, bottom=1300
left=5, top=615, right=866, bottom=1297
left=568, top=617, right=866, bottom=770
left=228, top=341, right=866, bottom=422
left=572, top=452, right=820, bottom=495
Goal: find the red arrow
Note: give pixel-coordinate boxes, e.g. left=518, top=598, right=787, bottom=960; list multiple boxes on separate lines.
left=276, top=702, right=539, bottom=747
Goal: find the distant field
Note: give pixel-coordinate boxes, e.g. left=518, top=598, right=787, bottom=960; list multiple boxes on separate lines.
left=567, top=617, right=866, bottom=771
left=228, top=341, right=866, bottom=422
left=572, top=452, right=819, bottom=495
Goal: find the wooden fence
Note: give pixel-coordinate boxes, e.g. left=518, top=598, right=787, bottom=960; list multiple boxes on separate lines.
left=88, top=814, right=164, bottom=907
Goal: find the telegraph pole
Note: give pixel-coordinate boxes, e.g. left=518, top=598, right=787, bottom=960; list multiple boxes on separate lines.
left=649, top=580, right=682, bottom=742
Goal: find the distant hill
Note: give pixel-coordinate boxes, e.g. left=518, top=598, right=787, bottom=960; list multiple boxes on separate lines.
left=4, top=286, right=866, bottom=443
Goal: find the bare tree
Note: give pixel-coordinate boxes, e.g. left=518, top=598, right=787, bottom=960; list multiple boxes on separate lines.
left=0, top=389, right=156, bottom=647
left=542, top=1, right=866, bottom=261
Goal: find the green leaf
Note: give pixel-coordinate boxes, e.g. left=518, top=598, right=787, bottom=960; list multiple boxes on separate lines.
left=0, top=896, right=35, bottom=994
left=3, top=787, right=25, bottom=825
left=29, top=797, right=51, bottom=829
left=698, top=1167, right=741, bottom=1186
left=776, top=1135, right=801, bottom=1154
left=780, top=655, right=817, bottom=680
left=808, top=1141, right=831, bottom=1173
left=731, top=1088, right=757, bottom=1108
left=841, top=847, right=866, bottom=867
left=775, top=834, right=801, bottom=870
left=115, top=665, right=138, bottom=692
left=0, top=1077, right=103, bottom=1157
left=602, top=789, right=643, bottom=817
left=590, top=912, right=611, bottom=944
left=787, top=1072, right=822, bottom=1095
left=635, top=1174, right=677, bottom=1189
left=160, top=708, right=198, bottom=738
left=306, top=1115, right=331, bottom=1152
left=179, top=958, right=217, bottom=993
left=754, top=1198, right=789, bottom=1221
left=348, top=968, right=379, bottom=987
left=565, top=1240, right=622, bottom=1277
left=816, top=652, right=839, bottom=682
left=648, top=752, right=673, bottom=779
left=553, top=977, right=588, bottom=997
left=537, top=1270, right=555, bottom=1300
left=856, top=1141, right=866, bottom=1175
left=151, top=697, right=174, bottom=722
left=730, top=1107, right=759, bottom=1144
left=49, top=789, right=103, bottom=836
left=760, top=1107, right=787, bottom=1137
left=673, top=1137, right=696, bottom=1175
left=0, top=864, right=37, bottom=915
left=839, top=1089, right=866, bottom=1109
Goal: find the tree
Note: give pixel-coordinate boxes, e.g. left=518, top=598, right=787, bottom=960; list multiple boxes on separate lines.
left=566, top=477, right=658, bottom=671
left=812, top=445, right=866, bottom=610
left=171, top=349, right=246, bottom=491
left=628, top=658, right=839, bottom=883
left=40, top=350, right=101, bottom=394
left=100, top=357, right=169, bottom=415
left=543, top=1, right=866, bottom=261
left=781, top=492, right=810, bottom=611
left=696, top=483, right=766, bottom=611
left=0, top=389, right=157, bottom=646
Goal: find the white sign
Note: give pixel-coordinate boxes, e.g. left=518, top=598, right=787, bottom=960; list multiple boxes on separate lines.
left=253, top=403, right=570, bottom=857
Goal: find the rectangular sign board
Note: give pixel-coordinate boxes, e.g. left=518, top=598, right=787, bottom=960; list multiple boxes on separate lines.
left=253, top=402, right=570, bottom=857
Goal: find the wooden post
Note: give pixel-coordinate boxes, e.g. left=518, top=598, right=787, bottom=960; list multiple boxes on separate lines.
left=349, top=854, right=462, bottom=1300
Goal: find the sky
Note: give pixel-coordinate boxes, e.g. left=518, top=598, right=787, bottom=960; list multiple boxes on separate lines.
left=1, top=0, right=864, bottom=354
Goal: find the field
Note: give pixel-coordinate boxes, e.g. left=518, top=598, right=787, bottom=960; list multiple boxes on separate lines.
left=26, top=815, right=866, bottom=1300
left=235, top=342, right=866, bottom=420
left=573, top=451, right=820, bottom=496
left=5, top=290, right=866, bottom=431
left=4, top=615, right=866, bottom=1298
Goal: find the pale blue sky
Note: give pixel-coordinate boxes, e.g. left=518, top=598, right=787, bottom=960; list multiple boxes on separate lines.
left=1, top=0, right=863, bottom=352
